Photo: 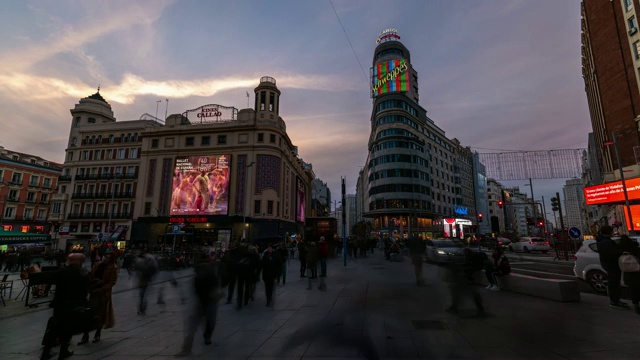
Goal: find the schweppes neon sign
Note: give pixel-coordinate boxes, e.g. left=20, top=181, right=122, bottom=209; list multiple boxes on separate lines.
left=371, top=59, right=409, bottom=97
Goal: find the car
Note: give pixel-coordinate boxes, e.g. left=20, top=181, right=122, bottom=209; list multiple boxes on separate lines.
left=481, top=237, right=512, bottom=250
left=573, top=237, right=640, bottom=293
left=509, top=237, right=551, bottom=253
left=425, top=238, right=466, bottom=263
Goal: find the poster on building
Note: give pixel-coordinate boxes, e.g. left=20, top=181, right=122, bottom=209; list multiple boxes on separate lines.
left=171, top=155, right=231, bottom=215
left=296, top=177, right=305, bottom=223
left=370, top=59, right=410, bottom=97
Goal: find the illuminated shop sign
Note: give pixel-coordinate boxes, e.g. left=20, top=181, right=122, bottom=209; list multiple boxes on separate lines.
left=169, top=217, right=208, bottom=223
left=376, top=28, right=401, bottom=44
left=454, top=205, right=469, bottom=216
left=183, top=104, right=238, bottom=123
left=171, top=155, right=231, bottom=215
left=370, top=59, right=410, bottom=97
left=584, top=177, right=640, bottom=205
left=296, top=177, right=306, bottom=223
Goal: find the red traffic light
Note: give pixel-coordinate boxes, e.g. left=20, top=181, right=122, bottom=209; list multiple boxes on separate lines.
left=498, top=201, right=503, bottom=208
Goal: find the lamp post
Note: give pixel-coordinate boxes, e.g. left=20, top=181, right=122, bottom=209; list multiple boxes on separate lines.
left=605, top=131, right=636, bottom=235
left=242, top=161, right=255, bottom=241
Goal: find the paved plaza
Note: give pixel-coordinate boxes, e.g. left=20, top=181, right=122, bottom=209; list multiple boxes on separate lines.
left=1, top=252, right=638, bottom=360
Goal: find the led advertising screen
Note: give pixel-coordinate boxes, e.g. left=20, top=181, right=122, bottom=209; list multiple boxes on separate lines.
left=584, top=176, right=640, bottom=205
left=370, top=59, right=410, bottom=97
left=623, top=205, right=640, bottom=231
left=296, top=177, right=305, bottom=223
left=171, top=155, right=231, bottom=215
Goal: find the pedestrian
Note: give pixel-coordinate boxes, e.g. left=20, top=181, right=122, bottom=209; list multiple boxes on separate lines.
left=260, top=244, right=282, bottom=307
left=78, top=253, right=118, bottom=345
left=234, top=244, right=255, bottom=310
left=135, top=252, right=159, bottom=315
left=445, top=248, right=485, bottom=317
left=596, top=225, right=629, bottom=309
left=317, top=236, right=329, bottom=278
left=407, top=236, right=425, bottom=286
left=484, top=246, right=510, bottom=291
left=619, top=235, right=640, bottom=314
left=298, top=240, right=307, bottom=277
left=175, top=250, right=222, bottom=357
left=276, top=242, right=288, bottom=285
left=224, top=244, right=239, bottom=305
left=40, top=253, right=90, bottom=360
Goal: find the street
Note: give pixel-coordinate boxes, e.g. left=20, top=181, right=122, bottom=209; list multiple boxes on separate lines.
left=1, top=251, right=639, bottom=360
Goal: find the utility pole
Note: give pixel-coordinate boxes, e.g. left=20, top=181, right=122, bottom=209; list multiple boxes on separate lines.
left=342, top=177, right=347, bottom=267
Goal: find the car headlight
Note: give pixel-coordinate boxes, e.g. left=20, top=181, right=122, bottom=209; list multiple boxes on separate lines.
left=437, top=250, right=446, bottom=255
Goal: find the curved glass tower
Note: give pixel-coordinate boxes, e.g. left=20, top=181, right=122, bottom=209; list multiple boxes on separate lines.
left=365, top=29, right=433, bottom=239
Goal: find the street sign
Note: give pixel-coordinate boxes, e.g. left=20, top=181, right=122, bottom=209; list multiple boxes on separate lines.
left=173, top=225, right=180, bottom=234
left=568, top=227, right=582, bottom=239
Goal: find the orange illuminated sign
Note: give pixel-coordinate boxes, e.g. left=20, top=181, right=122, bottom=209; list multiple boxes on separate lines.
left=583, top=177, right=640, bottom=205
left=623, top=205, right=640, bottom=231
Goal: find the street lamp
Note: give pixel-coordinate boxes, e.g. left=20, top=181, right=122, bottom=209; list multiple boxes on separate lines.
left=242, top=161, right=255, bottom=241
left=605, top=131, right=636, bottom=235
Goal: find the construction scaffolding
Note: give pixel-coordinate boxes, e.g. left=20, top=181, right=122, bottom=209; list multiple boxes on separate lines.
left=478, top=149, right=585, bottom=181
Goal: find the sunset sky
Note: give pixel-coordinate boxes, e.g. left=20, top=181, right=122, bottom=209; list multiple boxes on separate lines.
left=0, top=0, right=589, bottom=208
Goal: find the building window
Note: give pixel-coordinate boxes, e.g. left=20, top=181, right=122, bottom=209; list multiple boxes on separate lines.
left=4, top=207, right=15, bottom=218
left=82, top=151, right=89, bottom=160
left=11, top=172, right=22, bottom=184
left=88, top=117, right=96, bottom=124
left=151, top=139, right=159, bottom=148
left=269, top=134, right=276, bottom=143
left=130, top=148, right=138, bottom=158
left=94, top=150, right=101, bottom=160
left=254, top=200, right=261, bottom=214
left=629, top=16, right=637, bottom=31
left=218, top=135, right=227, bottom=144
left=626, top=0, right=633, bottom=10
left=144, top=202, right=152, bottom=215
left=37, top=209, right=47, bottom=220
left=260, top=91, right=266, bottom=110
left=134, top=133, right=139, bottom=142
left=30, top=175, right=39, bottom=186
left=267, top=200, right=273, bottom=215
left=201, top=136, right=210, bottom=145
left=27, top=192, right=35, bottom=202
left=117, top=149, right=126, bottom=159
left=120, top=134, right=126, bottom=143
left=52, top=202, right=61, bottom=214
left=74, top=117, right=81, bottom=126
left=109, top=134, right=115, bottom=143
left=635, top=41, right=640, bottom=60
left=269, top=92, right=274, bottom=111
left=41, top=193, right=49, bottom=203
left=258, top=133, right=264, bottom=142
left=185, top=137, right=195, bottom=146
left=8, top=189, right=18, bottom=201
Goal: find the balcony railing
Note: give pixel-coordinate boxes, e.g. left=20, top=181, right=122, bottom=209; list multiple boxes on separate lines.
left=52, top=193, right=68, bottom=201
left=28, top=182, right=40, bottom=188
left=25, top=199, right=37, bottom=204
left=67, top=212, right=132, bottom=220
left=6, top=197, right=19, bottom=202
left=8, top=180, right=23, bottom=186
left=75, top=174, right=100, bottom=180
left=40, top=200, right=50, bottom=205
left=42, top=183, right=52, bottom=189
left=71, top=191, right=134, bottom=199
left=58, top=175, right=72, bottom=181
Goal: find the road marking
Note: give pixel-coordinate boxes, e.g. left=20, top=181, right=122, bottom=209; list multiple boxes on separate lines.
left=511, top=267, right=576, bottom=279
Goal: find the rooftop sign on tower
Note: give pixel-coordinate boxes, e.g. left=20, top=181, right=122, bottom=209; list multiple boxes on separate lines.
left=376, top=28, right=401, bottom=44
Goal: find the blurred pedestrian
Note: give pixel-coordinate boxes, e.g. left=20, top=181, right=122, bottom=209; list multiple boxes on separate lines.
left=40, top=253, right=89, bottom=360
left=276, top=242, right=288, bottom=285
left=175, top=251, right=222, bottom=357
left=596, top=225, right=628, bottom=309
left=135, top=252, right=159, bottom=315
left=298, top=240, right=307, bottom=277
left=234, top=244, right=255, bottom=310
left=485, top=246, right=510, bottom=291
left=619, top=235, right=640, bottom=314
left=260, top=244, right=282, bottom=307
left=318, top=236, right=329, bottom=278
left=224, top=244, right=239, bottom=305
left=445, top=248, right=485, bottom=318
left=407, top=236, right=425, bottom=286
left=78, top=253, right=118, bottom=345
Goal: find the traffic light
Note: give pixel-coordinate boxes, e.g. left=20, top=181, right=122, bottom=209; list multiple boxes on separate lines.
left=478, top=213, right=483, bottom=222
left=538, top=221, right=544, bottom=227
left=551, top=197, right=560, bottom=212
left=498, top=200, right=503, bottom=208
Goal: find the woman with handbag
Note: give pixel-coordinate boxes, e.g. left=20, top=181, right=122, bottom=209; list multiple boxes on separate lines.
left=619, top=235, right=640, bottom=314
left=78, top=253, right=118, bottom=345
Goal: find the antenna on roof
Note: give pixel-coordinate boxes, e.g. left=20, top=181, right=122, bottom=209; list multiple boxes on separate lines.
left=97, top=84, right=100, bottom=92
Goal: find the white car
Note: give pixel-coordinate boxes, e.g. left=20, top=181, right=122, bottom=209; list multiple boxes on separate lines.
left=425, top=239, right=466, bottom=263
left=509, top=237, right=551, bottom=253
left=573, top=237, right=640, bottom=293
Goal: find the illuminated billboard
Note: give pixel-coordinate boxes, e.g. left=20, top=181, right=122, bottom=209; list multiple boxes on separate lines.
left=296, top=177, right=305, bottom=222
left=370, top=59, right=410, bottom=97
left=584, top=177, right=640, bottom=205
left=171, top=155, right=231, bottom=215
left=623, top=205, right=640, bottom=231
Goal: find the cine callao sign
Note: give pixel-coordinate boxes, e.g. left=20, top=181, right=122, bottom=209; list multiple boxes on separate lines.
left=370, top=59, right=410, bottom=97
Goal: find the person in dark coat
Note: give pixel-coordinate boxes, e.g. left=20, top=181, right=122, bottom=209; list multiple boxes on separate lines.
left=444, top=248, right=485, bottom=318
left=78, top=253, right=118, bottom=345
left=224, top=245, right=239, bottom=305
left=317, top=237, right=329, bottom=278
left=298, top=241, right=307, bottom=277
left=41, top=253, right=89, bottom=360
left=175, top=250, right=221, bottom=357
left=596, top=225, right=628, bottom=308
left=619, top=235, right=640, bottom=314
left=234, top=244, right=256, bottom=310
left=276, top=242, right=289, bottom=285
left=306, top=242, right=318, bottom=279
left=260, top=244, right=282, bottom=307
left=407, top=236, right=426, bottom=286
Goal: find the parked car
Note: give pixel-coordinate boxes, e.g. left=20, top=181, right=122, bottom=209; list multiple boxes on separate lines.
left=573, top=237, right=640, bottom=293
left=509, top=237, right=551, bottom=253
left=481, top=237, right=512, bottom=250
left=425, top=239, right=466, bottom=263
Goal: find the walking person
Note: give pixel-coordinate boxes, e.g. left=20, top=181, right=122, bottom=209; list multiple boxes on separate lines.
left=40, top=253, right=89, bottom=360
left=234, top=244, right=255, bottom=310
left=317, top=236, right=329, bottom=278
left=135, top=252, right=159, bottom=315
left=484, top=246, right=510, bottom=291
left=619, top=235, right=640, bottom=314
left=78, top=253, right=118, bottom=345
left=224, top=244, right=239, bottom=305
left=407, top=236, right=426, bottom=286
left=276, top=242, right=288, bottom=285
left=445, top=248, right=486, bottom=317
left=175, top=250, right=222, bottom=357
left=260, top=244, right=282, bottom=307
left=596, top=225, right=628, bottom=309
left=298, top=241, right=307, bottom=277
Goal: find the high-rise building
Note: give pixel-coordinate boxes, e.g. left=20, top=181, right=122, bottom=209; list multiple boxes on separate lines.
left=363, top=29, right=477, bottom=240
left=563, top=178, right=587, bottom=233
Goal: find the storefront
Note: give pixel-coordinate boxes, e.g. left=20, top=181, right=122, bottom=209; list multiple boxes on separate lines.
left=0, top=231, right=52, bottom=255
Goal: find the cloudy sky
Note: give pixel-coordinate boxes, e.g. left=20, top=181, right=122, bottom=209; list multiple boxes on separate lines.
left=0, top=0, right=589, bottom=212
